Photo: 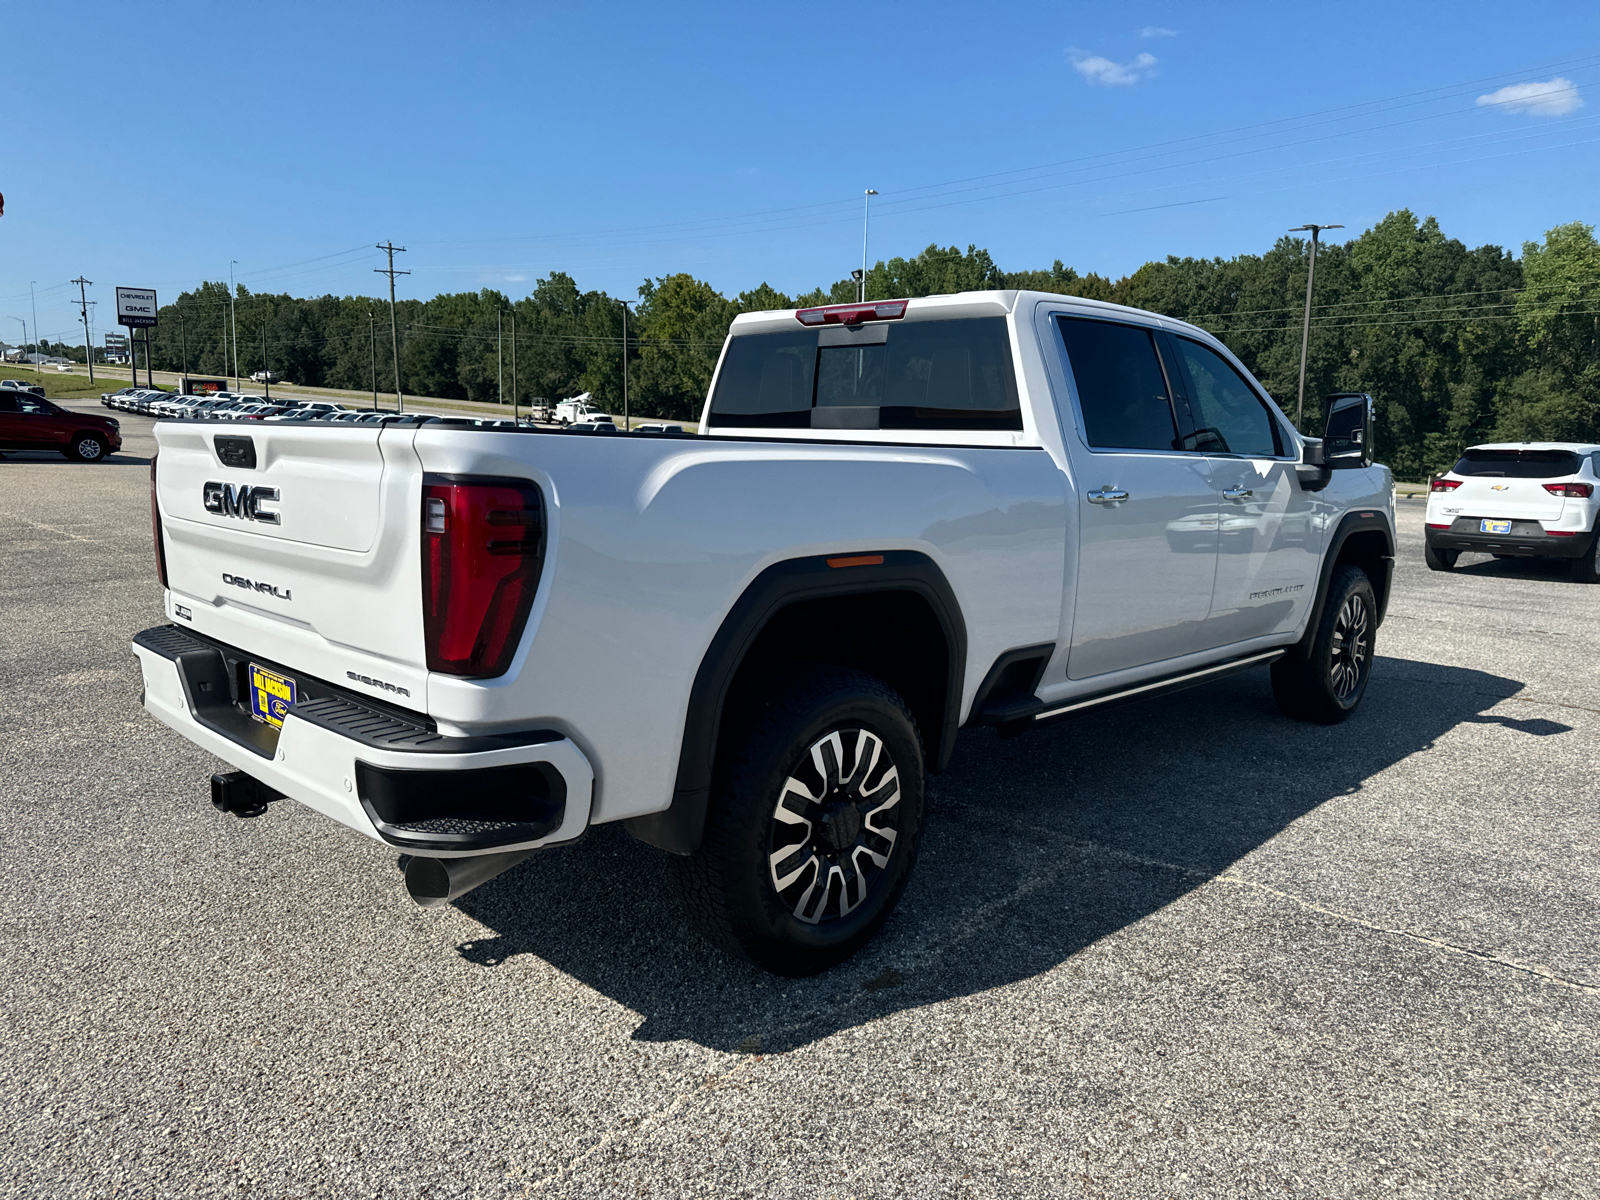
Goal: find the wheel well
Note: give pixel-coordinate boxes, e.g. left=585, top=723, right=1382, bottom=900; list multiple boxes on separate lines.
left=1335, top=529, right=1391, bottom=616
left=727, top=590, right=952, bottom=766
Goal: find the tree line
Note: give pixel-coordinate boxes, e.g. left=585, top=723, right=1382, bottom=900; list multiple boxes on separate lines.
left=131, top=210, right=1600, bottom=479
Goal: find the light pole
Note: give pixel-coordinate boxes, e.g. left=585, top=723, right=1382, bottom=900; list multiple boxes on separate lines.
left=1288, top=223, right=1343, bottom=431
left=29, top=282, right=39, bottom=373
left=228, top=261, right=240, bottom=389
left=618, top=299, right=632, bottom=430
left=860, top=189, right=878, bottom=303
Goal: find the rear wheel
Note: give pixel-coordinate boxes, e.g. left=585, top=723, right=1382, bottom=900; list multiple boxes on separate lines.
left=1424, top=542, right=1457, bottom=571
left=1570, top=530, right=1600, bottom=584
left=677, top=665, right=925, bottom=976
left=1271, top=564, right=1376, bottom=725
left=67, top=433, right=108, bottom=462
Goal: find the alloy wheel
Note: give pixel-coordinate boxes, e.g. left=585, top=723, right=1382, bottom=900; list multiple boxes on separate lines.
left=768, top=728, right=902, bottom=925
left=1329, top=594, right=1370, bottom=700
left=76, top=437, right=103, bottom=460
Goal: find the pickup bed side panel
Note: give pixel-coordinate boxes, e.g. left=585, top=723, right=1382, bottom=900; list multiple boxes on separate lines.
left=414, top=432, right=1068, bottom=825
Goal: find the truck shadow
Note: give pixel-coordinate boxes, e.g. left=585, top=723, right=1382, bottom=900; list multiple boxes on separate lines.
left=452, top=655, right=1550, bottom=1052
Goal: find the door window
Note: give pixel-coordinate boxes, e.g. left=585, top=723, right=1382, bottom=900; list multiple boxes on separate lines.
left=0, top=394, right=18, bottom=412
left=1055, top=318, right=1177, bottom=451
left=1173, top=338, right=1282, bottom=457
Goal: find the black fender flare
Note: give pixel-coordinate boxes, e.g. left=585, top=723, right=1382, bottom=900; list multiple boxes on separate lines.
left=625, top=550, right=966, bottom=855
left=1293, top=508, right=1395, bottom=659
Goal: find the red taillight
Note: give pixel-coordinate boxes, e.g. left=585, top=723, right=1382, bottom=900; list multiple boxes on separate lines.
left=1430, top=478, right=1461, bottom=491
left=1543, top=482, right=1593, bottom=497
left=150, top=454, right=168, bottom=588
left=421, top=475, right=544, bottom=677
left=795, top=300, right=909, bottom=326
left=1548, top=530, right=1579, bottom=536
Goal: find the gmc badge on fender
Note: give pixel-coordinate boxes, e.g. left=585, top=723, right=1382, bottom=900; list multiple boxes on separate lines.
left=203, top=481, right=280, bottom=525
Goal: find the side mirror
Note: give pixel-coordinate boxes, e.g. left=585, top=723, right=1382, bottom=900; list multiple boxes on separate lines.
left=1296, top=436, right=1331, bottom=492
left=1323, top=392, right=1374, bottom=469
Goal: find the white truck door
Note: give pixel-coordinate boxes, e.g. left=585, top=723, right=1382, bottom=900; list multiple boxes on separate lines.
left=1165, top=333, right=1320, bottom=647
left=1054, top=315, right=1218, bottom=679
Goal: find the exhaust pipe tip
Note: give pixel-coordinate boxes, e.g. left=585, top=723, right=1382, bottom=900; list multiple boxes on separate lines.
left=404, top=849, right=535, bottom=908
left=404, top=856, right=454, bottom=907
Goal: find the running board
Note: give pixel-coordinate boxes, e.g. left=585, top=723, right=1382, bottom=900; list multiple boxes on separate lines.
left=999, top=649, right=1285, bottom=737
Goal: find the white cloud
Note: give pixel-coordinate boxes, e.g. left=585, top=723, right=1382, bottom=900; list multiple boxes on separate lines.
left=1477, top=77, right=1583, bottom=117
left=1137, top=26, right=1178, bottom=38
left=1071, top=50, right=1158, bottom=86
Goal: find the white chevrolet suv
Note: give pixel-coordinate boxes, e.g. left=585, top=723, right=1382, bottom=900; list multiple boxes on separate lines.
left=1425, top=442, right=1600, bottom=582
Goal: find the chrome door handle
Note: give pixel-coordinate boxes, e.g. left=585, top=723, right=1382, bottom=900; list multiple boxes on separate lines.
left=1222, top=486, right=1253, bottom=501
left=1087, top=488, right=1130, bottom=504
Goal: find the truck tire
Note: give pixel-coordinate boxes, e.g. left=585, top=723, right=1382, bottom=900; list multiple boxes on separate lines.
left=677, top=665, right=925, bottom=977
left=1271, top=564, right=1376, bottom=725
left=1424, top=542, right=1457, bottom=571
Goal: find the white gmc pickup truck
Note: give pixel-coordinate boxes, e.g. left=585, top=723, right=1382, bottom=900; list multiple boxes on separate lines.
left=135, top=290, right=1394, bottom=975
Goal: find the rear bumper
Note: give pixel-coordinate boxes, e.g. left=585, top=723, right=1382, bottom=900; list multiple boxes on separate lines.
left=132, top=624, right=593, bottom=857
left=1425, top=525, right=1594, bottom=559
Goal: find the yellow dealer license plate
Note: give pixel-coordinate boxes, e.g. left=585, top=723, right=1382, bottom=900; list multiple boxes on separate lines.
left=249, top=663, right=297, bottom=728
left=1480, top=519, right=1511, bottom=534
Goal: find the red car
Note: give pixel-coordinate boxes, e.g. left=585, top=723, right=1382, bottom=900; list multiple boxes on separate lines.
left=0, top=388, right=123, bottom=461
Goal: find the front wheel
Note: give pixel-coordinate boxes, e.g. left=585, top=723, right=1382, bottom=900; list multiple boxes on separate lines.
left=677, top=665, right=925, bottom=976
left=67, top=434, right=108, bottom=462
left=1271, top=564, right=1377, bottom=725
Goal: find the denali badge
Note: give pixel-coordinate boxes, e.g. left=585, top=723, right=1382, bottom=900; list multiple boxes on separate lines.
left=347, top=670, right=411, bottom=698
left=203, top=481, right=280, bottom=525
left=222, top=572, right=292, bottom=601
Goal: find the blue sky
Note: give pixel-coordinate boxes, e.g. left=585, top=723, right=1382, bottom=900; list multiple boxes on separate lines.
left=4, top=0, right=1599, bottom=346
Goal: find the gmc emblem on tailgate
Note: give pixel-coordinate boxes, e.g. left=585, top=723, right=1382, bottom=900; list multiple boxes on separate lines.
left=203, top=481, right=280, bottom=525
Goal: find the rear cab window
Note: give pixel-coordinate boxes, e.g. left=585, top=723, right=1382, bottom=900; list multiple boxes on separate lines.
left=706, top=316, right=1021, bottom=433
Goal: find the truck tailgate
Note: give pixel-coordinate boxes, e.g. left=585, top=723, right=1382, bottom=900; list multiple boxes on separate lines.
left=153, top=421, right=430, bottom=705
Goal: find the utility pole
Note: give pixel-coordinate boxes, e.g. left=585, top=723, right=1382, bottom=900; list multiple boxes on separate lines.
left=375, top=242, right=408, bottom=411
left=1288, top=223, right=1343, bottom=432
left=510, top=306, right=519, bottom=424
left=618, top=299, right=631, bottom=430
left=369, top=309, right=378, bottom=409
left=178, top=304, right=188, bottom=385
left=497, top=308, right=504, bottom=407
left=29, top=282, right=39, bottom=375
left=229, top=261, right=240, bottom=390
left=861, top=189, right=878, bottom=303
left=72, top=276, right=94, bottom=383
left=261, top=321, right=270, bottom=401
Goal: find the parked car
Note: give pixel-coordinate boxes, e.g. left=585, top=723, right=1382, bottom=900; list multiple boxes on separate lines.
left=565, top=419, right=618, bottom=433
left=635, top=423, right=686, bottom=434
left=1425, top=442, right=1600, bottom=582
left=137, top=291, right=1395, bottom=975
left=102, top=387, right=141, bottom=407
left=1, top=379, right=46, bottom=398
left=0, top=387, right=122, bottom=461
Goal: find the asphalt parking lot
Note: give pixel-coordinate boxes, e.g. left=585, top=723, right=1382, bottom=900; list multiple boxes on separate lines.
left=2, top=404, right=1597, bottom=1198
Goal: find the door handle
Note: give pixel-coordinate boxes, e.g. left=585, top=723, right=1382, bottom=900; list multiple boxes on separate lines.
left=1222, top=486, right=1253, bottom=501
left=1087, top=487, right=1130, bottom=504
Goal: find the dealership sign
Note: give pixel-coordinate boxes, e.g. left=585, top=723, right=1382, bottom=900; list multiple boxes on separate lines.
left=104, top=331, right=128, bottom=348
left=115, top=286, right=158, bottom=328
